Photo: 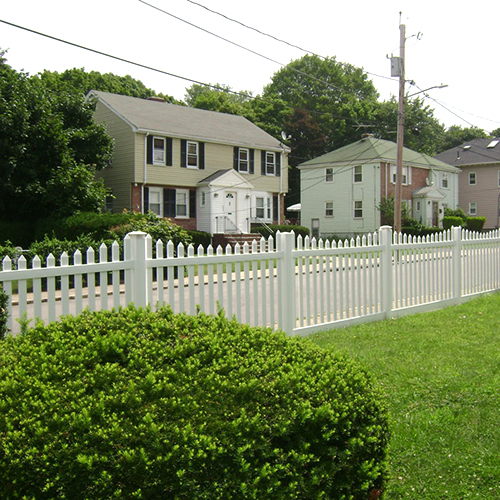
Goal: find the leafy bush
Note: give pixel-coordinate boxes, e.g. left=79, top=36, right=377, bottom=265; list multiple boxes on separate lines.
left=466, top=216, right=486, bottom=231
left=442, top=216, right=464, bottom=230
left=0, top=307, right=389, bottom=499
left=444, top=207, right=467, bottom=223
left=251, top=224, right=310, bottom=240
left=187, top=230, right=212, bottom=250
left=0, top=284, right=8, bottom=338
left=0, top=220, right=36, bottom=247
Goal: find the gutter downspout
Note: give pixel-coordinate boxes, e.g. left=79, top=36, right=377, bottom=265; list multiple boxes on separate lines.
left=142, top=133, right=149, bottom=214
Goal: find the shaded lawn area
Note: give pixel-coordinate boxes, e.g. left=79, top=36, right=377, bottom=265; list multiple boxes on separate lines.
left=309, top=293, right=500, bottom=499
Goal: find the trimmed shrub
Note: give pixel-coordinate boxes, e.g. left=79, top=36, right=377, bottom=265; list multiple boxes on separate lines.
left=444, top=207, right=467, bottom=223
left=251, top=224, right=310, bottom=240
left=0, top=307, right=389, bottom=499
left=442, top=216, right=464, bottom=230
left=0, top=284, right=8, bottom=339
left=466, top=216, right=486, bottom=231
left=186, top=230, right=212, bottom=250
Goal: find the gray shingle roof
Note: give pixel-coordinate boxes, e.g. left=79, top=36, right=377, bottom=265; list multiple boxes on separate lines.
left=434, top=137, right=500, bottom=166
left=90, top=90, right=286, bottom=151
left=299, top=136, right=458, bottom=172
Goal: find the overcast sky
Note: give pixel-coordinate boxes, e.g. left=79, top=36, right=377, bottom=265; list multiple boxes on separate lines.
left=2, top=0, right=499, bottom=135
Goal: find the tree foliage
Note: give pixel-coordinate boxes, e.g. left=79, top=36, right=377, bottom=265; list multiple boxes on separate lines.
left=184, top=83, right=252, bottom=115
left=436, top=125, right=488, bottom=153
left=0, top=53, right=114, bottom=222
left=37, top=68, right=179, bottom=103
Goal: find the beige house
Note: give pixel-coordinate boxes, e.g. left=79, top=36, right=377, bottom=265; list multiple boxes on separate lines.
left=435, top=138, right=500, bottom=229
left=90, top=91, right=289, bottom=236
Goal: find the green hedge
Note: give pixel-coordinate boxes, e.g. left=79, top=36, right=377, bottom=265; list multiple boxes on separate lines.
left=251, top=224, right=310, bottom=240
left=442, top=216, right=464, bottom=230
left=0, top=307, right=389, bottom=499
left=186, top=230, right=212, bottom=250
left=466, top=216, right=486, bottom=231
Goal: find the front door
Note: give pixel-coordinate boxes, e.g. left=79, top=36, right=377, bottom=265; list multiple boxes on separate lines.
left=432, top=201, right=439, bottom=227
left=225, top=192, right=237, bottom=227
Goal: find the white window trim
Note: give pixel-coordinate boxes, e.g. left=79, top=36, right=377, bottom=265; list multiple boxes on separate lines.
left=469, top=202, right=477, bottom=216
left=176, top=189, right=189, bottom=218
left=391, top=165, right=411, bottom=185
left=238, top=148, right=249, bottom=173
left=265, top=152, right=275, bottom=176
left=441, top=173, right=449, bottom=189
left=469, top=172, right=476, bottom=185
left=153, top=136, right=166, bottom=166
left=353, top=165, right=363, bottom=183
left=354, top=200, right=363, bottom=219
left=325, top=201, right=334, bottom=217
left=187, top=141, right=199, bottom=169
left=201, top=191, right=206, bottom=207
left=325, top=168, right=334, bottom=183
left=149, top=187, right=163, bottom=217
left=255, top=196, right=265, bottom=219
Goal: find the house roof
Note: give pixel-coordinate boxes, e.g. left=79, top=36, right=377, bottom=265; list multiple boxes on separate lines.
left=298, top=136, right=458, bottom=172
left=434, top=137, right=500, bottom=167
left=90, top=90, right=288, bottom=152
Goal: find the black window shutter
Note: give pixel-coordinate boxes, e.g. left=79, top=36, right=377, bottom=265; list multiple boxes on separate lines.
left=189, top=190, right=196, bottom=218
left=233, top=147, right=239, bottom=171
left=261, top=151, right=266, bottom=175
left=146, top=136, right=153, bottom=164
left=273, top=194, right=279, bottom=222
left=166, top=138, right=173, bottom=166
left=249, top=149, right=254, bottom=174
left=275, top=152, right=281, bottom=177
left=144, top=186, right=149, bottom=213
left=199, top=142, right=205, bottom=169
left=163, top=188, right=176, bottom=217
left=181, top=140, right=187, bottom=168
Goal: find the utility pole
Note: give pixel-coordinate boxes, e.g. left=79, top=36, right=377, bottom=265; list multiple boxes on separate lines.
left=394, top=18, right=406, bottom=233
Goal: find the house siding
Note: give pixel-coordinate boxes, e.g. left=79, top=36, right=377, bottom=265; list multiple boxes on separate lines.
left=94, top=102, right=136, bottom=212
left=458, top=164, right=500, bottom=228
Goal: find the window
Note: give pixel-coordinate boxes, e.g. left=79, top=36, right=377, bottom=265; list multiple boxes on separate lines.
left=325, top=168, right=334, bottom=182
left=416, top=201, right=421, bottom=211
left=187, top=141, right=198, bottom=167
left=149, top=188, right=162, bottom=216
left=238, top=148, right=249, bottom=172
left=353, top=165, right=362, bottom=183
left=469, top=172, right=476, bottom=185
left=441, top=173, right=449, bottom=189
left=267, top=197, right=272, bottom=219
left=153, top=137, right=166, bottom=165
left=391, top=165, right=410, bottom=185
left=256, top=197, right=265, bottom=218
left=498, top=171, right=500, bottom=187
left=325, top=201, right=334, bottom=217
left=354, top=200, right=363, bottom=218
left=201, top=191, right=206, bottom=206
left=176, top=190, right=188, bottom=217
left=469, top=202, right=477, bottom=215
left=265, top=152, right=275, bottom=175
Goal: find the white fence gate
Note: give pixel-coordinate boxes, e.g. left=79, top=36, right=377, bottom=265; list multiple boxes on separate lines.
left=1, top=226, right=500, bottom=335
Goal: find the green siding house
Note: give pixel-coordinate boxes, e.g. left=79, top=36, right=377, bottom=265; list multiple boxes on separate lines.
left=299, top=136, right=459, bottom=238
left=90, top=91, right=290, bottom=236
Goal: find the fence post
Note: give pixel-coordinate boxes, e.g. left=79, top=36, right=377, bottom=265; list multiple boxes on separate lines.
left=452, top=226, right=462, bottom=302
left=124, top=231, right=150, bottom=308
left=379, top=226, right=393, bottom=318
left=278, top=231, right=296, bottom=335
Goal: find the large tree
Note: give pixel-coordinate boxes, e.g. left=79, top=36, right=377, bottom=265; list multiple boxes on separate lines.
left=435, top=125, right=488, bottom=153
left=372, top=96, right=446, bottom=156
left=0, top=54, right=114, bottom=221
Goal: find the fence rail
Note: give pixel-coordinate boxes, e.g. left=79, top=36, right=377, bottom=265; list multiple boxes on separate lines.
left=2, top=226, right=500, bottom=335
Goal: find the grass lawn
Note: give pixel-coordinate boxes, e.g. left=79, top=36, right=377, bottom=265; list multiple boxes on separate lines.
left=309, top=292, right=500, bottom=499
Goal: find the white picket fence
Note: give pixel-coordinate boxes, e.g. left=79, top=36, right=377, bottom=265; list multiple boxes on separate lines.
left=1, top=226, right=500, bottom=335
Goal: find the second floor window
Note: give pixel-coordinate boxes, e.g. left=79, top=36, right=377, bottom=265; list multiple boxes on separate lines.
left=469, top=172, right=476, bottom=185
left=153, top=137, right=165, bottom=165
left=442, top=173, right=449, bottom=189
left=391, top=165, right=410, bottom=185
left=239, top=148, right=249, bottom=172
left=187, top=141, right=198, bottom=167
left=265, top=152, right=276, bottom=175
left=325, top=168, right=334, bottom=182
left=354, top=165, right=362, bottom=183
